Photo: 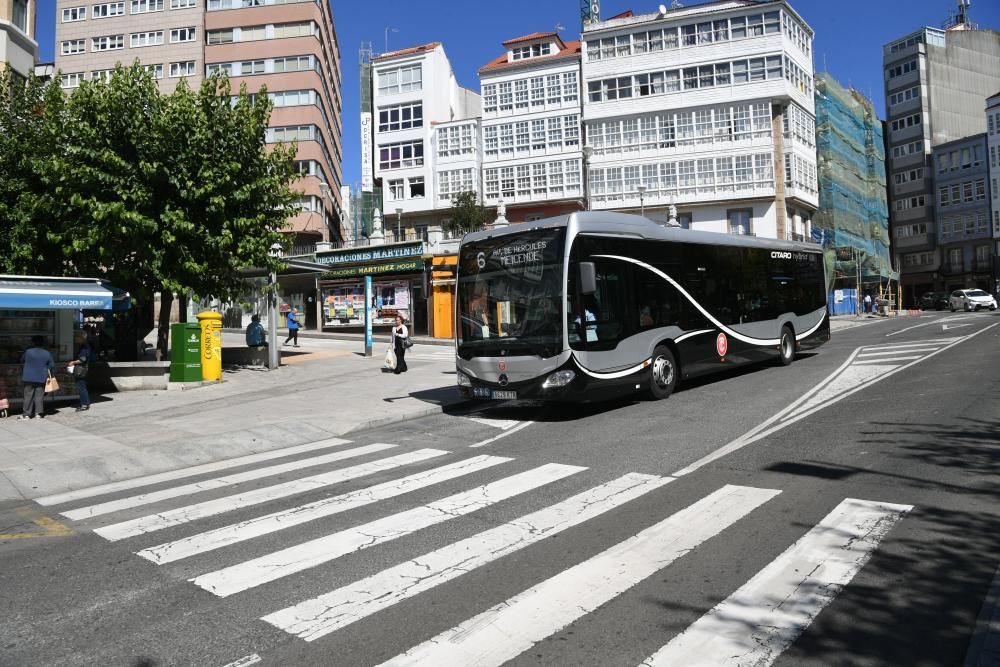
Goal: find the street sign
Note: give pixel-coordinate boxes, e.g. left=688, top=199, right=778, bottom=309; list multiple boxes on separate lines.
left=364, top=275, right=373, bottom=357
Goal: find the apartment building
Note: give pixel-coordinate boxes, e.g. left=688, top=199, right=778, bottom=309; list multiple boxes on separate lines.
left=371, top=42, right=480, bottom=240
left=205, top=0, right=344, bottom=245
left=54, top=0, right=345, bottom=246
left=882, top=19, right=1000, bottom=304
left=55, top=0, right=203, bottom=92
left=988, top=92, right=1000, bottom=292
left=1, top=0, right=37, bottom=78
left=580, top=0, right=817, bottom=240
left=479, top=31, right=584, bottom=222
left=932, top=134, right=993, bottom=292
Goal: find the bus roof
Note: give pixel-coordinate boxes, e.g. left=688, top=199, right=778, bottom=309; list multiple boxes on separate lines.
left=461, top=211, right=822, bottom=254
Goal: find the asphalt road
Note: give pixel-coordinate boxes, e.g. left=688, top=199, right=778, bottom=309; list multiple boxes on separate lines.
left=2, top=310, right=999, bottom=667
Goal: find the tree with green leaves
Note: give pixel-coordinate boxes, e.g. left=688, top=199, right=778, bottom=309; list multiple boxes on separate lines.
left=0, top=64, right=297, bottom=354
left=444, top=191, right=491, bottom=238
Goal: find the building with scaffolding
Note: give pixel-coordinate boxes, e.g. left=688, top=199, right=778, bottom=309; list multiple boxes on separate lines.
left=813, top=72, right=894, bottom=313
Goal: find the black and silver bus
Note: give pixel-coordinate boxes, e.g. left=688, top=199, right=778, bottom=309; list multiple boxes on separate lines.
left=455, top=212, right=829, bottom=402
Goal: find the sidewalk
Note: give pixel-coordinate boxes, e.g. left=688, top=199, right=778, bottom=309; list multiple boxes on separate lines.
left=0, top=338, right=465, bottom=501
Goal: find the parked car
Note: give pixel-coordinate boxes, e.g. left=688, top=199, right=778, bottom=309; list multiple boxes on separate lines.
left=918, top=291, right=950, bottom=311
left=949, top=289, right=998, bottom=312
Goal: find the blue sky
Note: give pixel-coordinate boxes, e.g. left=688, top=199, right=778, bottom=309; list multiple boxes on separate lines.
left=35, top=0, right=1000, bottom=189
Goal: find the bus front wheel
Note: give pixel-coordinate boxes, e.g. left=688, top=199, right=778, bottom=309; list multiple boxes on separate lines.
left=777, top=326, right=795, bottom=366
left=648, top=346, right=678, bottom=400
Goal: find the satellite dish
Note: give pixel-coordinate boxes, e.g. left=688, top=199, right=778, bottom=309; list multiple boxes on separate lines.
left=659, top=4, right=667, bottom=13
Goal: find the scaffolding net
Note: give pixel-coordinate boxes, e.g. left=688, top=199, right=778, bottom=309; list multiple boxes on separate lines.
left=813, top=73, right=896, bottom=289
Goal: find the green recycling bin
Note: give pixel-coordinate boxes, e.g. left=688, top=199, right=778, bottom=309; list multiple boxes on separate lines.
left=169, top=322, right=202, bottom=382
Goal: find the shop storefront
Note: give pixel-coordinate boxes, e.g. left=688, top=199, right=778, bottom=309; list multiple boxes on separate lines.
left=316, top=242, right=429, bottom=334
left=0, top=275, right=130, bottom=403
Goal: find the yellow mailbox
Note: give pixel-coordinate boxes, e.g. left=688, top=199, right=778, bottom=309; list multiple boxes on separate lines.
left=196, top=310, right=223, bottom=382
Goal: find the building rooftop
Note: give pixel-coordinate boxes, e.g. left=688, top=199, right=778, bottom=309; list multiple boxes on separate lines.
left=502, top=31, right=564, bottom=47
left=373, top=42, right=441, bottom=62
left=479, top=40, right=581, bottom=74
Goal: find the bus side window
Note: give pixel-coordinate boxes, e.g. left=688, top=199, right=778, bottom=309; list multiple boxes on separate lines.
left=581, top=259, right=631, bottom=349
left=637, top=267, right=680, bottom=329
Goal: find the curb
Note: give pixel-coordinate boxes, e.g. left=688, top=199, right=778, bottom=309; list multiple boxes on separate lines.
left=222, top=328, right=454, bottom=347
left=342, top=398, right=477, bottom=436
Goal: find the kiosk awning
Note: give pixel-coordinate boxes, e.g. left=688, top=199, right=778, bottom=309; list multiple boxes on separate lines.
left=0, top=276, right=130, bottom=311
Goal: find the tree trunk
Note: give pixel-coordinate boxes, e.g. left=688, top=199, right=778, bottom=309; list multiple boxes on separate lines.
left=157, top=290, right=174, bottom=358
left=178, top=293, right=188, bottom=323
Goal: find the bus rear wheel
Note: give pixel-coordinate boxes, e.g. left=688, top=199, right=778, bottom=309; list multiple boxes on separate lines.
left=647, top=346, right=677, bottom=400
left=777, top=326, right=795, bottom=366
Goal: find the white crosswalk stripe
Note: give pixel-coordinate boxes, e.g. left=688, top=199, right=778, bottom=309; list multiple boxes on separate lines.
left=136, top=454, right=513, bottom=565
left=46, top=435, right=918, bottom=665
left=192, top=463, right=584, bottom=597
left=62, top=442, right=391, bottom=521
left=640, top=498, right=912, bottom=666
left=94, top=448, right=448, bottom=541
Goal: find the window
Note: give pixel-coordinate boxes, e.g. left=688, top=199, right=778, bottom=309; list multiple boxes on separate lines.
left=887, top=59, right=918, bottom=79
left=171, top=0, right=197, bottom=7
left=514, top=79, right=528, bottom=109
left=378, top=65, right=421, bottom=95
left=92, top=35, right=125, bottom=51
left=169, top=61, right=196, bottom=77
left=378, top=102, right=422, bottom=132
left=239, top=25, right=266, bottom=41
left=240, top=60, right=265, bottom=75
left=273, top=55, right=312, bottom=72
left=378, top=140, right=423, bottom=170
left=388, top=179, right=404, bottom=200
left=130, top=31, right=164, bottom=47
left=408, top=176, right=425, bottom=198
left=61, top=72, right=84, bottom=89
left=62, top=6, right=86, bottom=21
left=91, top=69, right=114, bottom=82
left=93, top=2, right=126, bottom=18
left=170, top=27, right=196, bottom=43
left=274, top=21, right=314, bottom=38
left=131, top=0, right=163, bottom=12
left=511, top=43, right=551, bottom=60
left=499, top=82, right=513, bottom=110
left=728, top=209, right=752, bottom=235
left=143, top=64, right=164, bottom=79
left=207, top=30, right=234, bottom=45
left=61, top=40, right=87, bottom=56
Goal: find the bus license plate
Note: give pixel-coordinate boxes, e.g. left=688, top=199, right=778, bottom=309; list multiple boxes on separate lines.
left=492, top=390, right=517, bottom=400
left=472, top=387, right=516, bottom=400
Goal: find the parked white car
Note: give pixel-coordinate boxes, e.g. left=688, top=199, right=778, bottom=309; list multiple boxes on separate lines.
left=949, top=289, right=998, bottom=312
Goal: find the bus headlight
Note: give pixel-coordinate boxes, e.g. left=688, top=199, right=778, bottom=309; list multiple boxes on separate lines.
left=542, top=370, right=576, bottom=388
left=456, top=371, right=472, bottom=387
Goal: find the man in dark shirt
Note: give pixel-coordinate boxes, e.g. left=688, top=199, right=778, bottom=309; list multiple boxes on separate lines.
left=20, top=335, right=54, bottom=419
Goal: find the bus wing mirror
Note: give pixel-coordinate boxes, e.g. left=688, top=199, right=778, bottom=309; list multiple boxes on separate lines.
left=579, top=262, right=597, bottom=295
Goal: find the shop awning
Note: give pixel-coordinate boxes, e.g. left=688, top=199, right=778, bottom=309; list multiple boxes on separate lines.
left=0, top=276, right=131, bottom=311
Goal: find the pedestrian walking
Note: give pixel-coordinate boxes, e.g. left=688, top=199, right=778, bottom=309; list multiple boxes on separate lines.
left=283, top=308, right=300, bottom=347
left=391, top=314, right=409, bottom=374
left=863, top=293, right=872, bottom=315
left=67, top=331, right=92, bottom=412
left=19, top=335, right=54, bottom=420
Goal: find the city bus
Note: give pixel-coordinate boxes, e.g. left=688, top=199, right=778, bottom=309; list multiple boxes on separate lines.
left=455, top=211, right=829, bottom=402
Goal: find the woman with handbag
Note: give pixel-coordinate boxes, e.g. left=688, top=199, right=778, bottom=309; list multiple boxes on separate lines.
left=19, top=335, right=54, bottom=420
left=391, top=314, right=409, bottom=374
left=68, top=331, right=92, bottom=412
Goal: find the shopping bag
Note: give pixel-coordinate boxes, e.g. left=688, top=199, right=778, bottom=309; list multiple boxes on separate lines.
left=384, top=346, right=396, bottom=370
left=44, top=372, right=60, bottom=394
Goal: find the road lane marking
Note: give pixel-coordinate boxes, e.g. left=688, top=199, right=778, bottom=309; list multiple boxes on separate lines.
left=674, top=323, right=998, bottom=476
left=137, top=455, right=512, bottom=565
left=375, top=485, right=780, bottom=666
left=852, top=355, right=924, bottom=364
left=886, top=315, right=974, bottom=337
left=193, top=463, right=585, bottom=597
left=466, top=416, right=522, bottom=430
left=642, top=498, right=911, bottom=667
left=943, top=323, right=974, bottom=331
left=62, top=443, right=394, bottom=521
left=35, top=438, right=352, bottom=507
left=260, top=472, right=671, bottom=641
left=470, top=420, right=533, bottom=448
left=94, top=449, right=449, bottom=541
left=0, top=507, right=74, bottom=540
left=856, top=346, right=945, bottom=357
left=857, top=337, right=961, bottom=351
left=220, top=654, right=261, bottom=667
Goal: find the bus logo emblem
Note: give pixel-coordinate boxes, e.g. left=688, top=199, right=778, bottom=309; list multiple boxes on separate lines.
left=498, top=374, right=509, bottom=387
left=716, top=333, right=728, bottom=358
left=498, top=361, right=507, bottom=372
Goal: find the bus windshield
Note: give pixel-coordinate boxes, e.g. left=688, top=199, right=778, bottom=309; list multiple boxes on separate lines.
left=457, top=228, right=565, bottom=359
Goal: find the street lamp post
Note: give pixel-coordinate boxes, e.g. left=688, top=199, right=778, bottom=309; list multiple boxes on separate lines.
left=395, top=207, right=403, bottom=242
left=637, top=184, right=646, bottom=217
left=267, top=242, right=283, bottom=370
left=582, top=146, right=594, bottom=211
